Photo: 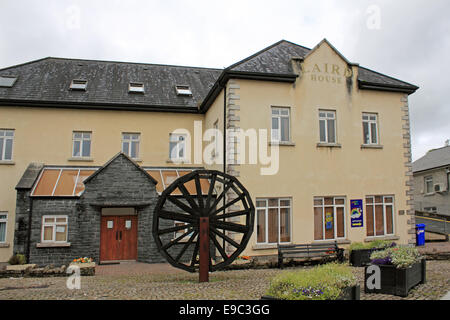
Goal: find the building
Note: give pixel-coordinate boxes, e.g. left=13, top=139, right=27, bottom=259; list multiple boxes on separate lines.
left=412, top=144, right=450, bottom=216
left=0, top=39, right=419, bottom=265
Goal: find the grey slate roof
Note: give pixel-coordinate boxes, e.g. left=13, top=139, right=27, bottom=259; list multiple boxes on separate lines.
left=15, top=163, right=44, bottom=190
left=0, top=57, right=221, bottom=112
left=412, top=146, right=450, bottom=173
left=0, top=39, right=418, bottom=113
left=227, top=40, right=418, bottom=92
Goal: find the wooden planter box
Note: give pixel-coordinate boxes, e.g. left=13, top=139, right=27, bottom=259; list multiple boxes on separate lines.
left=364, top=259, right=426, bottom=297
left=349, top=248, right=382, bottom=267
left=261, top=285, right=360, bottom=300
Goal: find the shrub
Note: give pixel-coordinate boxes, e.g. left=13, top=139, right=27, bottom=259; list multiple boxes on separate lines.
left=266, top=263, right=357, bottom=300
left=8, top=253, right=26, bottom=265
left=349, top=240, right=396, bottom=253
left=370, top=246, right=422, bottom=269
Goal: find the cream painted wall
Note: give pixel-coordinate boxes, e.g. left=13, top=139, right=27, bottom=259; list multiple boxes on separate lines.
left=233, top=41, right=411, bottom=257
left=0, top=107, right=204, bottom=261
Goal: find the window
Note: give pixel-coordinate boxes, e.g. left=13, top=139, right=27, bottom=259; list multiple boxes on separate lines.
left=0, top=129, right=14, bottom=161
left=0, top=213, right=7, bottom=243
left=175, top=85, right=192, bottom=96
left=70, top=79, right=88, bottom=91
left=41, top=215, right=68, bottom=243
left=319, top=110, right=336, bottom=143
left=0, top=76, right=17, bottom=88
left=362, top=113, right=378, bottom=145
left=256, top=198, right=291, bottom=244
left=314, top=197, right=346, bottom=240
left=72, top=132, right=91, bottom=158
left=169, top=134, right=186, bottom=161
left=128, top=82, right=145, bottom=93
left=271, top=107, right=290, bottom=142
left=122, top=133, right=140, bottom=159
left=366, top=196, right=394, bottom=237
left=424, top=176, right=433, bottom=194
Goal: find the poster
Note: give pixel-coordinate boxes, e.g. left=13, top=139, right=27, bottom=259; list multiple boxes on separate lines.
left=350, top=199, right=364, bottom=228
left=325, top=210, right=333, bottom=230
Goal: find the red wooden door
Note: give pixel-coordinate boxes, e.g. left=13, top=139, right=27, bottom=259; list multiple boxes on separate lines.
left=100, top=215, right=138, bottom=262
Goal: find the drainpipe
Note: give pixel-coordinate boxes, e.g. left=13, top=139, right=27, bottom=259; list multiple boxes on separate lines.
left=26, top=197, right=33, bottom=263
left=223, top=82, right=227, bottom=251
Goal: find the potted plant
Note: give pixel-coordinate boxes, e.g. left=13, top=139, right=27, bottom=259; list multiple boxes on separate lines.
left=364, top=246, right=426, bottom=297
left=349, top=240, right=396, bottom=267
left=262, top=263, right=360, bottom=300
left=70, top=257, right=96, bottom=276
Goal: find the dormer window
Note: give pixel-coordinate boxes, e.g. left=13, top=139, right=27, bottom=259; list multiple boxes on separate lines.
left=70, top=79, right=88, bottom=91
left=129, top=82, right=145, bottom=93
left=0, top=76, right=17, bottom=88
left=175, top=85, right=192, bottom=96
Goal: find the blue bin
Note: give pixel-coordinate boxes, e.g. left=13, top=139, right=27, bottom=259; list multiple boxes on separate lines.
left=416, top=224, right=426, bottom=246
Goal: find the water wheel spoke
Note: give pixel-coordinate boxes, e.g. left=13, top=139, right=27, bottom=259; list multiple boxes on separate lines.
left=158, top=210, right=196, bottom=224
left=190, top=240, right=200, bottom=267
left=166, top=195, right=199, bottom=216
left=210, top=226, right=240, bottom=248
left=177, top=183, right=201, bottom=212
left=175, top=230, right=198, bottom=262
left=209, top=232, right=228, bottom=261
left=158, top=223, right=193, bottom=235
left=161, top=227, right=194, bottom=251
left=211, top=209, right=250, bottom=221
left=211, top=193, right=246, bottom=216
left=194, top=174, right=204, bottom=209
left=204, top=173, right=217, bottom=211
left=208, top=180, right=233, bottom=214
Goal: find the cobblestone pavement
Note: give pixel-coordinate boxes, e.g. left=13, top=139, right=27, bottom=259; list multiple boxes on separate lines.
left=0, top=260, right=448, bottom=300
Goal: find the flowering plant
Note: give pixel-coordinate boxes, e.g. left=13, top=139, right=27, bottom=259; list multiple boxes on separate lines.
left=72, top=257, right=93, bottom=264
left=237, top=255, right=251, bottom=261
left=370, top=246, right=422, bottom=269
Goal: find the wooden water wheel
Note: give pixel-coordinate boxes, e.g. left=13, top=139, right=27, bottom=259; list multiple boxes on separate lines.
left=152, top=170, right=255, bottom=278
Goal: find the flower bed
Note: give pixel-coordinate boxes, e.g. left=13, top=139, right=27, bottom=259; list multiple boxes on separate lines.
left=349, top=240, right=396, bottom=267
left=364, top=246, right=426, bottom=297
left=263, top=263, right=359, bottom=300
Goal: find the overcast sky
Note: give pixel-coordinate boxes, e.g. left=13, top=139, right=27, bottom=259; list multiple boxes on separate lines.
left=0, top=0, right=449, bottom=161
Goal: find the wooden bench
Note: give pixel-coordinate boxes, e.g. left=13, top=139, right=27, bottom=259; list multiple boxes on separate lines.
left=278, top=241, right=344, bottom=269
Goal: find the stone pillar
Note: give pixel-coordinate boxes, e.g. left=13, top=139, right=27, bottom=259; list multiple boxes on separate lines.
left=401, top=94, right=416, bottom=245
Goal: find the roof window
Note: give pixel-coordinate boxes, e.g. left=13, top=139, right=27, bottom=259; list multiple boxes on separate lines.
left=129, top=82, right=145, bottom=93
left=70, top=79, right=88, bottom=91
left=175, top=85, right=192, bottom=96
left=0, top=76, right=17, bottom=88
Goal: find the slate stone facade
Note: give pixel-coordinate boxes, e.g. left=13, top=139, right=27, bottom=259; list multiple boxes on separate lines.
left=13, top=153, right=175, bottom=266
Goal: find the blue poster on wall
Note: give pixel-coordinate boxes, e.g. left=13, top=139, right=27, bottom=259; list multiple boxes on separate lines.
left=350, top=199, right=364, bottom=228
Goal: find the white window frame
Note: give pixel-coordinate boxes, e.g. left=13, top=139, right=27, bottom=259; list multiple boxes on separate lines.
left=128, top=82, right=145, bottom=93
left=366, top=195, right=395, bottom=237
left=362, top=113, right=379, bottom=145
left=318, top=110, right=337, bottom=143
left=72, top=131, right=91, bottom=158
left=271, top=107, right=291, bottom=143
left=256, top=198, right=292, bottom=245
left=70, top=79, right=88, bottom=91
left=175, top=85, right=192, bottom=96
left=122, top=133, right=140, bottom=159
left=424, top=176, right=434, bottom=194
left=41, top=215, right=68, bottom=243
left=0, top=213, right=7, bottom=243
left=0, top=129, right=14, bottom=161
left=313, top=197, right=347, bottom=241
left=169, top=133, right=187, bottom=161
left=0, top=76, right=17, bottom=88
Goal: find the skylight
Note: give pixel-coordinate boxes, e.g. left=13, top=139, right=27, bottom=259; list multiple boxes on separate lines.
left=0, top=76, right=17, bottom=88
left=175, top=85, right=192, bottom=96
left=70, top=79, right=88, bottom=91
left=129, top=82, right=145, bottom=93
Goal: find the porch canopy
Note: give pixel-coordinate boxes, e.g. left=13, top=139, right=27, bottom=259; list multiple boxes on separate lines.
left=30, top=167, right=209, bottom=197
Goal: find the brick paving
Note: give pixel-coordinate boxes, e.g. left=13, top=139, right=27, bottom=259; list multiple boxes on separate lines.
left=0, top=259, right=448, bottom=300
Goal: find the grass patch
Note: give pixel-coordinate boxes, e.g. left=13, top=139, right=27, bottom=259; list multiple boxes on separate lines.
left=266, top=263, right=357, bottom=300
